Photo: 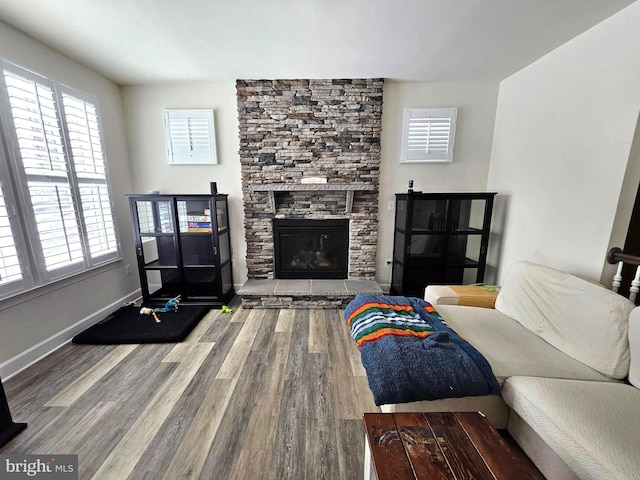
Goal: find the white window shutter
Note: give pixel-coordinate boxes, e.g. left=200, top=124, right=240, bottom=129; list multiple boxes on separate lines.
left=401, top=108, right=458, bottom=163
left=163, top=109, right=217, bottom=165
left=2, top=68, right=85, bottom=276
left=60, top=90, right=119, bottom=262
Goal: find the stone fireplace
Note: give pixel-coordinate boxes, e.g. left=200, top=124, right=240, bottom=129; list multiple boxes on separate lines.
left=237, top=79, right=384, bottom=282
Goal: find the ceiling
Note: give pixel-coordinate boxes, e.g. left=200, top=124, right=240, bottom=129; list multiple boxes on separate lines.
left=0, top=0, right=635, bottom=85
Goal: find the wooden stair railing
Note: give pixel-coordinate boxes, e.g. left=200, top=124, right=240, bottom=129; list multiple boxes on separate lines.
left=607, top=247, right=640, bottom=302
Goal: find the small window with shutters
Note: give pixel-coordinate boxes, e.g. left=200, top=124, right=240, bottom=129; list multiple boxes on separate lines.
left=401, top=108, right=458, bottom=163
left=163, top=109, right=217, bottom=165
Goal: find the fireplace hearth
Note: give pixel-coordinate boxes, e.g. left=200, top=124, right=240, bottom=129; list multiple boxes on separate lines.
left=273, top=219, right=348, bottom=279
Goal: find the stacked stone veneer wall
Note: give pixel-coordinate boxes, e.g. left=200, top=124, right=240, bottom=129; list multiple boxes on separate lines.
left=237, top=79, right=383, bottom=279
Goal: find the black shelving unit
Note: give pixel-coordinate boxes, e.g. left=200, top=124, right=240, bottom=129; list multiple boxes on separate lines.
left=127, top=193, right=234, bottom=306
left=390, top=192, right=496, bottom=298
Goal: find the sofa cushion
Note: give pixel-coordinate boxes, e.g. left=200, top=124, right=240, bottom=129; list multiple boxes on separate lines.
left=502, top=376, right=640, bottom=480
left=436, top=304, right=613, bottom=384
left=494, top=261, right=634, bottom=379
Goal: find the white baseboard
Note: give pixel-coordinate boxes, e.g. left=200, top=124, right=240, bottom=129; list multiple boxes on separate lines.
left=0, top=289, right=141, bottom=380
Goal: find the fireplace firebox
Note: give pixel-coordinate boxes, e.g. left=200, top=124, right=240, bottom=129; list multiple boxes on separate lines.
left=273, top=219, right=348, bottom=279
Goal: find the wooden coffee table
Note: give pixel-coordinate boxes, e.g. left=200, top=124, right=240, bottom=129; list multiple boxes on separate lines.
left=363, top=412, right=539, bottom=480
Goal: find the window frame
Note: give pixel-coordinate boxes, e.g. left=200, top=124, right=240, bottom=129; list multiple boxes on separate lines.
left=0, top=60, right=121, bottom=301
left=400, top=107, right=458, bottom=164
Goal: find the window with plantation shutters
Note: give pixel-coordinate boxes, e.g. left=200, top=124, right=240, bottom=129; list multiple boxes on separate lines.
left=60, top=90, right=118, bottom=261
left=0, top=60, right=120, bottom=298
left=401, top=108, right=458, bottom=163
left=3, top=68, right=84, bottom=277
left=163, top=109, right=217, bottom=164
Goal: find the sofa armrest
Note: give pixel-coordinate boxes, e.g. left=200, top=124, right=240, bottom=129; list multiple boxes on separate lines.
left=424, top=285, right=498, bottom=309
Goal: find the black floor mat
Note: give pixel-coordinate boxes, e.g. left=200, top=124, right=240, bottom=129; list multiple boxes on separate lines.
left=72, top=305, right=210, bottom=344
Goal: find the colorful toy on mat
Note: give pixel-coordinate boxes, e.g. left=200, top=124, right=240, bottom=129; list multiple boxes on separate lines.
left=161, top=295, right=181, bottom=312
left=140, top=307, right=161, bottom=323
left=140, top=295, right=182, bottom=323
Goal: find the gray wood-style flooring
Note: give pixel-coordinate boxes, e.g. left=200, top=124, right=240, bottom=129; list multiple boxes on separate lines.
left=1, top=299, right=380, bottom=479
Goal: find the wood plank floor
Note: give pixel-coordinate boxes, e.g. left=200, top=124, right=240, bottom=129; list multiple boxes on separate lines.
left=0, top=299, right=380, bottom=479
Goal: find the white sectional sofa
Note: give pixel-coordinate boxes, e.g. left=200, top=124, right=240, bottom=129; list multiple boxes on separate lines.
left=386, top=260, right=640, bottom=480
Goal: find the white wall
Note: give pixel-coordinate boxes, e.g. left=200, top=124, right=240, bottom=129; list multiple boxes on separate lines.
left=487, top=1, right=640, bottom=283
left=122, top=81, right=500, bottom=289
left=121, top=83, right=246, bottom=286
left=0, top=21, right=137, bottom=372
left=377, top=81, right=499, bottom=286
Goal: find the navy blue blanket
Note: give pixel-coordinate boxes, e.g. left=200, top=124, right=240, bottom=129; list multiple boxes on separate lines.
left=345, top=293, right=500, bottom=406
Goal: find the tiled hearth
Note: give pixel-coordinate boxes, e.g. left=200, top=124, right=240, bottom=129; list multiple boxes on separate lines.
left=237, top=279, right=383, bottom=309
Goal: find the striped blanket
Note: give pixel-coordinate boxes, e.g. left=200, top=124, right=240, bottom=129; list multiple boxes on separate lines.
left=345, top=293, right=499, bottom=405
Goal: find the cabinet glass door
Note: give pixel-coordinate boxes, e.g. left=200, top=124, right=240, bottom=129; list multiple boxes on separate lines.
left=411, top=199, right=447, bottom=232
left=136, top=199, right=173, bottom=234
left=395, top=197, right=408, bottom=231
left=445, top=267, right=479, bottom=284
left=177, top=199, right=213, bottom=234
left=215, top=197, right=233, bottom=296
left=133, top=198, right=179, bottom=298
left=177, top=199, right=215, bottom=263
left=405, top=198, right=448, bottom=266
left=447, top=234, right=482, bottom=264
left=448, top=198, right=487, bottom=232
left=407, top=234, right=445, bottom=265
left=216, top=199, right=228, bottom=232
left=177, top=198, right=218, bottom=299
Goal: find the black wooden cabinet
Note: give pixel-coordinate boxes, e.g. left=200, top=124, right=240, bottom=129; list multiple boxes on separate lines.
left=128, top=194, right=234, bottom=306
left=390, top=192, right=496, bottom=298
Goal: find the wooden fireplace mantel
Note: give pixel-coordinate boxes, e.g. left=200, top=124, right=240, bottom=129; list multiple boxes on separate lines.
left=247, top=184, right=376, bottom=214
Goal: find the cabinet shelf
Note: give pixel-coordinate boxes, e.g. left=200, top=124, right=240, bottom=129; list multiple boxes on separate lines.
left=144, top=261, right=179, bottom=269
left=399, top=228, right=486, bottom=235
left=390, top=192, right=496, bottom=298
left=445, top=257, right=482, bottom=268
left=402, top=256, right=481, bottom=267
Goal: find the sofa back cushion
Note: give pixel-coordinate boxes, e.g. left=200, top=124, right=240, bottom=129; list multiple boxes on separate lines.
left=628, top=307, right=640, bottom=388
left=495, top=261, right=634, bottom=379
